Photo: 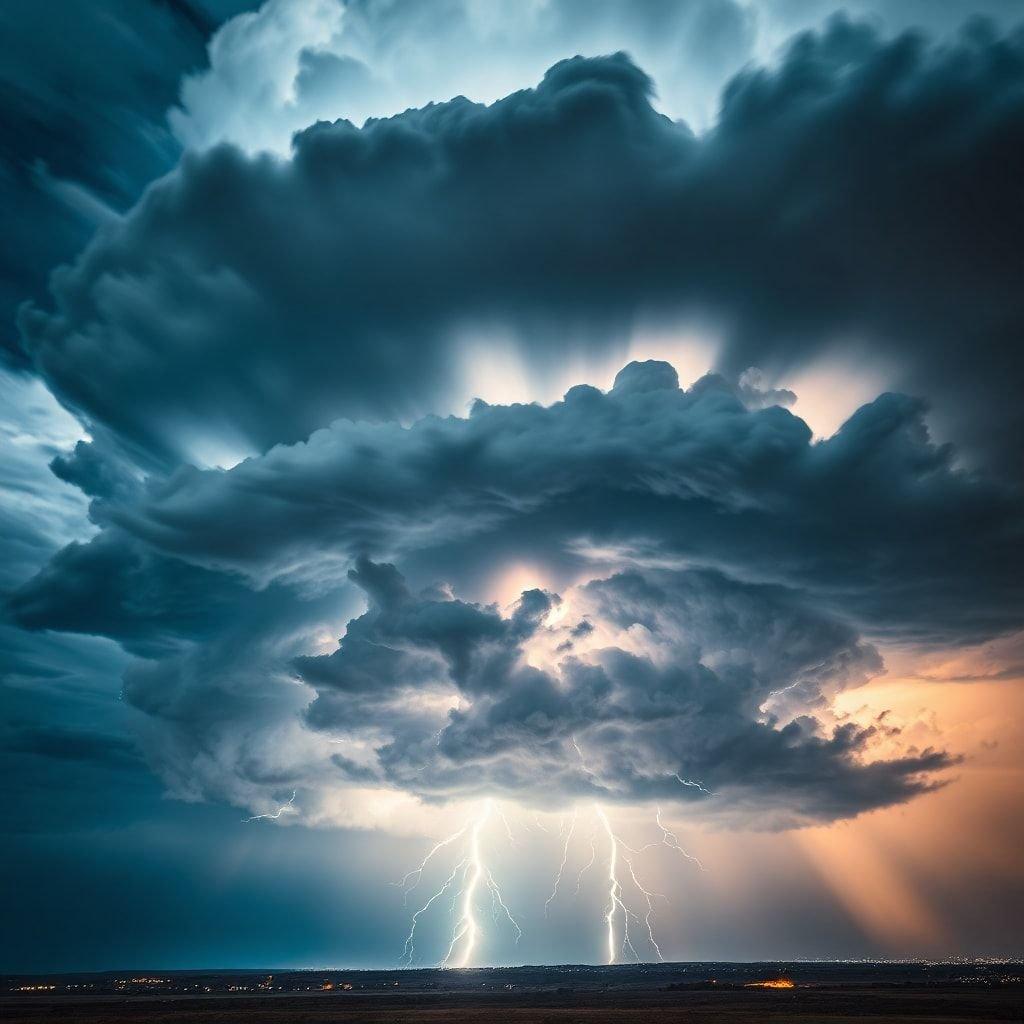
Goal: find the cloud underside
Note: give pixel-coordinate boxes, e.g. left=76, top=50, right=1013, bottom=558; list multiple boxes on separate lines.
left=14, top=358, right=1016, bottom=826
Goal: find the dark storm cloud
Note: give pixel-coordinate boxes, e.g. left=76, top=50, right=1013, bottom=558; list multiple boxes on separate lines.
left=0, top=0, right=257, bottom=369
left=9, top=361, right=1006, bottom=823
left=79, top=362, right=1023, bottom=646
left=8, top=530, right=252, bottom=657
left=100, top=567, right=354, bottom=808
left=18, top=20, right=1024, bottom=466
left=7, top=18, right=1023, bottom=835
left=292, top=556, right=950, bottom=826
left=49, top=439, right=142, bottom=504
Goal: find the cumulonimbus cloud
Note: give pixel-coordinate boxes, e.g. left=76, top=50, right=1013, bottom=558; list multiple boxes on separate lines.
left=8, top=23, right=1024, bottom=832
left=13, top=359, right=1016, bottom=826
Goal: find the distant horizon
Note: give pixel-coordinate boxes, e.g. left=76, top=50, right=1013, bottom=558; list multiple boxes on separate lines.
left=7, top=956, right=1024, bottom=978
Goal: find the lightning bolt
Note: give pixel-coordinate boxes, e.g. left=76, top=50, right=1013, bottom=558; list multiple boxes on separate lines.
left=766, top=679, right=803, bottom=699
left=656, top=805, right=707, bottom=872
left=573, top=824, right=598, bottom=895
left=401, top=856, right=467, bottom=965
left=399, top=800, right=521, bottom=968
left=484, top=866, right=522, bottom=946
left=622, top=849, right=667, bottom=962
left=544, top=807, right=578, bottom=916
left=242, top=790, right=297, bottom=822
left=673, top=773, right=711, bottom=795
left=392, top=822, right=470, bottom=903
left=593, top=804, right=697, bottom=964
left=441, top=806, right=489, bottom=968
left=595, top=804, right=638, bottom=964
left=394, top=795, right=704, bottom=967
left=571, top=735, right=598, bottom=784
left=497, top=808, right=517, bottom=845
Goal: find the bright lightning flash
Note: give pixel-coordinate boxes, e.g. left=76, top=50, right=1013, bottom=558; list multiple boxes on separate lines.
left=595, top=805, right=650, bottom=964
left=585, top=804, right=703, bottom=964
left=397, top=799, right=704, bottom=967
left=399, top=799, right=521, bottom=967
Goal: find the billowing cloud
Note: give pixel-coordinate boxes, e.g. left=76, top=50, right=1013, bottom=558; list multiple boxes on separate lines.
left=19, top=22, right=1024, bottom=470
left=170, top=0, right=1024, bottom=152
left=6, top=16, right=1024, bottom=841
left=292, top=555, right=951, bottom=828
left=3, top=0, right=1024, bottom=969
left=13, top=360, right=1013, bottom=826
left=83, top=361, right=1023, bottom=646
left=0, top=0, right=255, bottom=368
left=169, top=0, right=757, bottom=153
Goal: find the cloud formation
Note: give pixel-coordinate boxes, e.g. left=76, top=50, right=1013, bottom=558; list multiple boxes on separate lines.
left=296, top=555, right=949, bottom=828
left=0, top=0, right=255, bottom=369
left=3, top=1, right=1024, bottom=969
left=169, top=0, right=757, bottom=152
left=170, top=0, right=1024, bottom=151
left=19, top=22, right=1024, bottom=468
left=7, top=21, right=1024, bottom=838
left=85, top=361, right=1024, bottom=646
left=13, top=360, right=1013, bottom=826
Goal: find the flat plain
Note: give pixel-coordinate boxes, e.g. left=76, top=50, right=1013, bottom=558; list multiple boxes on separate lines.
left=4, top=963, right=1022, bottom=1023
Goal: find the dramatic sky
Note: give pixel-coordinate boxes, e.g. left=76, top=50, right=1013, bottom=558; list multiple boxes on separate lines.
left=2, top=0, right=1023, bottom=972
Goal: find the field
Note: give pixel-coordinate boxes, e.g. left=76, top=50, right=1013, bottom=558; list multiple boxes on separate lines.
left=4, top=963, right=1021, bottom=1023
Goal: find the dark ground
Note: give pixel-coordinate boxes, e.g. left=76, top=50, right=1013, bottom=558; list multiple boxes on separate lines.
left=3, top=963, right=1022, bottom=1023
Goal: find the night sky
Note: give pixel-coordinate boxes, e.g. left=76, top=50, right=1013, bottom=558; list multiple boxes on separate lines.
left=2, top=0, right=1023, bottom=972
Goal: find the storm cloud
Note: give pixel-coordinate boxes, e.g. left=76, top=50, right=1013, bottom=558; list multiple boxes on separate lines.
left=11, top=360, right=1012, bottom=824
left=6, top=17, right=1024, bottom=838
left=291, top=555, right=950, bottom=827
left=4, top=1, right=1024, bottom=971
left=17, top=21, right=1024, bottom=467
left=70, top=360, right=1023, bottom=646
left=0, top=0, right=253, bottom=369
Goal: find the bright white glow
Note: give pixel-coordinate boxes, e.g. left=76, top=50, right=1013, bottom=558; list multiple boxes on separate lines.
left=782, top=351, right=892, bottom=440
left=596, top=805, right=633, bottom=964
left=443, top=804, right=489, bottom=967
left=456, top=324, right=720, bottom=419
left=486, top=562, right=554, bottom=610
left=400, top=799, right=521, bottom=968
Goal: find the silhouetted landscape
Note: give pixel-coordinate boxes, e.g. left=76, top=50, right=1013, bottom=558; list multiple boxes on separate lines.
left=4, top=962, right=1022, bottom=1023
